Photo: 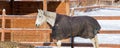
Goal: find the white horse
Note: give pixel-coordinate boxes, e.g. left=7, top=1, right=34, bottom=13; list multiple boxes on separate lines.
left=35, top=9, right=100, bottom=48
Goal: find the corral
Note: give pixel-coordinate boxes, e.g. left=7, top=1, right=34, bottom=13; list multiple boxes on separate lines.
left=0, top=0, right=120, bottom=48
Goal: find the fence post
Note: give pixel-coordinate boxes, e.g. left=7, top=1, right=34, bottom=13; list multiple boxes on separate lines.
left=65, top=0, right=70, bottom=15
left=69, top=8, right=75, bottom=16
left=1, top=9, right=6, bottom=41
left=43, top=0, right=47, bottom=11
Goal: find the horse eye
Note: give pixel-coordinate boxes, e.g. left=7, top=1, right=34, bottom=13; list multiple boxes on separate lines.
left=39, top=16, right=42, bottom=18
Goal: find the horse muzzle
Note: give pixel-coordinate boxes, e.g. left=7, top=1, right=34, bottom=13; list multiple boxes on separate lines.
left=35, top=24, right=40, bottom=28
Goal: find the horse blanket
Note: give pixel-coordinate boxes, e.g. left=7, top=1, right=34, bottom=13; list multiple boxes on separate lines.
left=52, top=14, right=101, bottom=40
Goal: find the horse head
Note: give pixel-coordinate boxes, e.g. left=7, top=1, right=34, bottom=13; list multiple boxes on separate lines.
left=35, top=9, right=47, bottom=27
left=35, top=9, right=56, bottom=27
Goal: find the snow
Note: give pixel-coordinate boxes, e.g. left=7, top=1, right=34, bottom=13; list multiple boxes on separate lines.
left=74, top=34, right=120, bottom=44
left=74, top=8, right=120, bottom=16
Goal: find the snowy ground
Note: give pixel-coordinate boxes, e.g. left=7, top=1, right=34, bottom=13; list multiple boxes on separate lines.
left=74, top=34, right=120, bottom=44
left=74, top=8, right=120, bottom=16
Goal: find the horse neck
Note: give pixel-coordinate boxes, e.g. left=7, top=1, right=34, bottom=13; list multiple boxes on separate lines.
left=44, top=11, right=56, bottom=27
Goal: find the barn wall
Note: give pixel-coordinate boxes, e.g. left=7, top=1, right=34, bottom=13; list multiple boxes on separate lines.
left=0, top=1, right=43, bottom=15
left=0, top=1, right=66, bottom=15
left=47, top=1, right=61, bottom=12
left=0, top=1, right=11, bottom=15
left=13, top=1, right=43, bottom=15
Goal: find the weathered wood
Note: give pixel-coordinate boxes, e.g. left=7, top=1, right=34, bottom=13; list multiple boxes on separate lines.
left=1, top=9, right=6, bottom=41
left=0, top=28, right=120, bottom=34
left=0, top=28, right=52, bottom=42
left=93, top=16, right=120, bottom=20
left=43, top=0, right=47, bottom=11
left=0, top=15, right=120, bottom=20
left=100, top=30, right=120, bottom=34
left=56, top=1, right=67, bottom=15
left=65, top=0, right=70, bottom=15
left=0, top=15, right=36, bottom=19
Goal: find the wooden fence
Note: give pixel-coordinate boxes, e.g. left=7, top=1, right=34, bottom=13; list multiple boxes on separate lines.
left=0, top=9, right=120, bottom=47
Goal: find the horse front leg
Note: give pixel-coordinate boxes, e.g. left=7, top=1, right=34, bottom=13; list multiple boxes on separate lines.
left=56, top=40, right=62, bottom=48
left=90, top=35, right=99, bottom=48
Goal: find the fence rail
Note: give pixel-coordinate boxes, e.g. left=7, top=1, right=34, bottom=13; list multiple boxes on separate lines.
left=0, top=15, right=120, bottom=20
left=0, top=9, right=120, bottom=47
left=0, top=28, right=120, bottom=34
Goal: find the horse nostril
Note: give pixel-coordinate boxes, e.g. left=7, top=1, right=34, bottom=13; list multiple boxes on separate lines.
left=35, top=24, right=40, bottom=28
left=36, top=24, right=39, bottom=28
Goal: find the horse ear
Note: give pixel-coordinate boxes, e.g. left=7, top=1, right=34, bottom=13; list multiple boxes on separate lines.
left=38, top=9, right=40, bottom=13
left=38, top=9, right=44, bottom=14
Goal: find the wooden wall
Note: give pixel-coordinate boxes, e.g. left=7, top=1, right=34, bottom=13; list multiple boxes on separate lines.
left=56, top=1, right=67, bottom=14
left=0, top=1, right=43, bottom=15
left=0, top=1, right=11, bottom=15
left=0, top=1, right=66, bottom=15
left=13, top=1, right=43, bottom=15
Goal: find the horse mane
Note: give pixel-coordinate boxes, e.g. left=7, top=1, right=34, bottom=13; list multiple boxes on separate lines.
left=44, top=11, right=56, bottom=18
left=42, top=10, right=57, bottom=26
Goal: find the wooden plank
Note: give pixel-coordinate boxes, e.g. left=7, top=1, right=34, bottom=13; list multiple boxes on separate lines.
left=3, top=28, right=51, bottom=32
left=1, top=9, right=6, bottom=41
left=43, top=0, right=47, bottom=11
left=101, top=6, right=120, bottom=8
left=0, top=15, right=120, bottom=20
left=11, top=29, right=51, bottom=42
left=100, top=30, right=120, bottom=34
left=56, top=1, right=66, bottom=15
left=93, top=16, right=120, bottom=20
left=65, top=0, right=70, bottom=15
left=73, top=6, right=101, bottom=10
left=0, top=28, right=120, bottom=34
left=0, top=15, right=36, bottom=19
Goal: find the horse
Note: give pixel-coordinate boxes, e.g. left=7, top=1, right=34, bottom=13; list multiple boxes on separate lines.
left=35, top=9, right=101, bottom=48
